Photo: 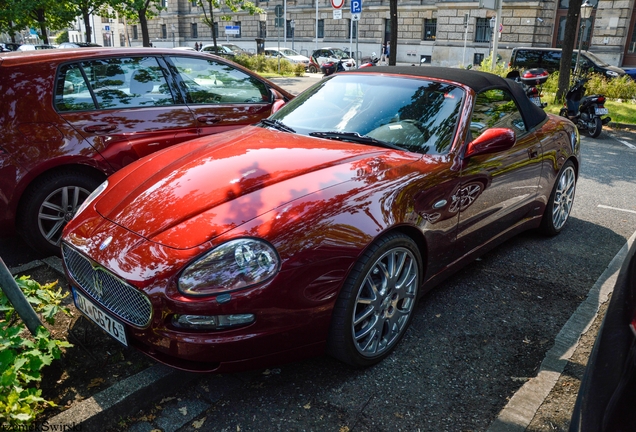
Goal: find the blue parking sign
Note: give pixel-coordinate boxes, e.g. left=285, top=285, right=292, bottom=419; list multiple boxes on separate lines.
left=351, top=0, right=361, bottom=14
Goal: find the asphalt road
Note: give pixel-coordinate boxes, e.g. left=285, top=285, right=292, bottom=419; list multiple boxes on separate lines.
left=4, top=75, right=636, bottom=430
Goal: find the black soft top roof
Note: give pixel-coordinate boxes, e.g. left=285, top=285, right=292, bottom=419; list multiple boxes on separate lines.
left=349, top=66, right=548, bottom=130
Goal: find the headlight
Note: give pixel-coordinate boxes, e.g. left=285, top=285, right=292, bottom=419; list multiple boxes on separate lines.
left=178, top=238, right=280, bottom=296
left=606, top=70, right=619, bottom=77
left=75, top=180, right=108, bottom=218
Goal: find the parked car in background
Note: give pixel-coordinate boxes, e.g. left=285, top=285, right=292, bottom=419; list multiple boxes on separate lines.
left=0, top=48, right=293, bottom=255
left=509, top=47, right=626, bottom=78
left=58, top=42, right=102, bottom=48
left=17, top=44, right=56, bottom=51
left=61, top=67, right=580, bottom=373
left=569, top=238, right=636, bottom=432
left=222, top=44, right=254, bottom=56
left=264, top=47, right=310, bottom=68
left=310, top=47, right=356, bottom=72
left=200, top=44, right=236, bottom=58
left=1, top=42, right=21, bottom=52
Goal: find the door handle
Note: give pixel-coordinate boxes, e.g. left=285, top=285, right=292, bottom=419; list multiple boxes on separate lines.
left=84, top=124, right=117, bottom=133
left=197, top=116, right=220, bottom=125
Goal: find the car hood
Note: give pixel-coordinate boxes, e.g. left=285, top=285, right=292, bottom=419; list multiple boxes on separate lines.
left=95, top=126, right=420, bottom=249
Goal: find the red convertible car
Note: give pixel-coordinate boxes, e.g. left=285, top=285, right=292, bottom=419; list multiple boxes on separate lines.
left=62, top=67, right=580, bottom=372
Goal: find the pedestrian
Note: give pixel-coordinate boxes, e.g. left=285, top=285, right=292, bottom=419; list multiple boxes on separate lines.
left=385, top=41, right=390, bottom=64
left=380, top=42, right=387, bottom=65
left=194, top=42, right=199, bottom=51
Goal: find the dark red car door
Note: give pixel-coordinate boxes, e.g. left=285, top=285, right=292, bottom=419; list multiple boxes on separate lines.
left=56, top=56, right=199, bottom=172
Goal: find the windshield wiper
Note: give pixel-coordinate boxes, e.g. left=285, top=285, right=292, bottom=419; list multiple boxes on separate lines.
left=260, top=118, right=296, bottom=133
left=308, top=131, right=404, bottom=150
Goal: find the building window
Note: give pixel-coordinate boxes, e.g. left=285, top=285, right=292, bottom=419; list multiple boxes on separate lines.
left=475, top=18, right=492, bottom=43
left=318, top=19, right=324, bottom=38
left=474, top=53, right=485, bottom=65
left=191, top=23, right=198, bottom=38
left=235, top=22, right=241, bottom=38
left=384, top=19, right=391, bottom=46
left=191, top=0, right=197, bottom=5
left=161, top=24, right=167, bottom=39
left=286, top=20, right=293, bottom=39
left=161, top=0, right=167, bottom=7
left=423, top=19, right=436, bottom=41
left=213, top=22, right=219, bottom=39
left=259, top=21, right=266, bottom=38
left=132, top=25, right=138, bottom=40
left=349, top=20, right=357, bottom=39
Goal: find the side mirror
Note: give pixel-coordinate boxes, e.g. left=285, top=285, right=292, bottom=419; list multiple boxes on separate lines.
left=270, top=89, right=286, bottom=113
left=465, top=128, right=516, bottom=158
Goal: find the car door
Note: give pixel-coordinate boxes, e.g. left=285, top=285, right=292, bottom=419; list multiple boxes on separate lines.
left=455, top=88, right=543, bottom=252
left=56, top=55, right=199, bottom=172
left=166, top=55, right=274, bottom=137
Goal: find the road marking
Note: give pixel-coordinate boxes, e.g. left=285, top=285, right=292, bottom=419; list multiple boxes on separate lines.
left=598, top=204, right=636, bottom=215
left=487, top=229, right=636, bottom=432
left=618, top=139, right=636, bottom=150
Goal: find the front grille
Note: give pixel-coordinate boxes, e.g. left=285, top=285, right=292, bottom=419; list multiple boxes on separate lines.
left=62, top=243, right=153, bottom=328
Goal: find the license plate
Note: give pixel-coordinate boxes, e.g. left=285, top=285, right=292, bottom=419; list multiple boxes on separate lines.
left=595, top=107, right=609, bottom=115
left=530, top=97, right=541, bottom=106
left=73, top=288, right=127, bottom=346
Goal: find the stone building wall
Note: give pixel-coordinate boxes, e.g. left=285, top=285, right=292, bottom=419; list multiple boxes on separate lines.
left=140, top=0, right=634, bottom=67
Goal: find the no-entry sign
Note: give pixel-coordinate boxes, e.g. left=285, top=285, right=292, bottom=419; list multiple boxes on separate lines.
left=331, top=0, right=345, bottom=9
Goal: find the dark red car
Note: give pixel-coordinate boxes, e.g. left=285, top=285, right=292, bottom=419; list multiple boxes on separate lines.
left=62, top=67, right=580, bottom=373
left=0, top=48, right=292, bottom=255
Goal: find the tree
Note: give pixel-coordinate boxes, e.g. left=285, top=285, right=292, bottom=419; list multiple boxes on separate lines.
left=113, top=0, right=164, bottom=47
left=389, top=0, right=397, bottom=66
left=69, top=0, right=111, bottom=43
left=3, top=0, right=75, bottom=44
left=556, top=0, right=583, bottom=101
left=197, top=0, right=261, bottom=50
left=0, top=0, right=29, bottom=42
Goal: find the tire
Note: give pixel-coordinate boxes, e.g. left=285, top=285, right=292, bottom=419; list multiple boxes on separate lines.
left=587, top=116, right=602, bottom=138
left=539, top=160, right=576, bottom=236
left=18, top=170, right=103, bottom=256
left=327, top=233, right=422, bottom=367
left=308, top=65, right=318, bottom=73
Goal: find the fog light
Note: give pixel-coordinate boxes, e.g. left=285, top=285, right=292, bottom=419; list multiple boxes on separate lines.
left=172, top=314, right=255, bottom=330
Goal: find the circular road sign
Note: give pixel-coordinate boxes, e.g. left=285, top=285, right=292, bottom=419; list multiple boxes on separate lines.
left=331, top=0, right=345, bottom=8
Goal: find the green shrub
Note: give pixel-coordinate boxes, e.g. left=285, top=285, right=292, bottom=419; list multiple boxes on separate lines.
left=293, top=63, right=306, bottom=77
left=0, top=276, right=72, bottom=427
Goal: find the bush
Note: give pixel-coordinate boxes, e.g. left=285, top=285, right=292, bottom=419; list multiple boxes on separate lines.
left=0, top=276, right=72, bottom=427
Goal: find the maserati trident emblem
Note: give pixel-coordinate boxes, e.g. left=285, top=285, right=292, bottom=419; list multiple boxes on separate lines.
left=93, top=272, right=104, bottom=299
left=99, top=236, right=113, bottom=251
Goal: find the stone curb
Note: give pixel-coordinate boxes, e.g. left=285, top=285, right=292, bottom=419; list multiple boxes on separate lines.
left=45, top=364, right=198, bottom=430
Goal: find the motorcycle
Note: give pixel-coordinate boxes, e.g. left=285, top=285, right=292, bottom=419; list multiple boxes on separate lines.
left=320, top=59, right=346, bottom=76
left=559, top=77, right=611, bottom=138
left=506, top=68, right=549, bottom=108
left=359, top=52, right=380, bottom=68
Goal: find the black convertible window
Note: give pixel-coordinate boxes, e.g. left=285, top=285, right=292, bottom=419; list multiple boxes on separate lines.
left=470, top=89, right=526, bottom=139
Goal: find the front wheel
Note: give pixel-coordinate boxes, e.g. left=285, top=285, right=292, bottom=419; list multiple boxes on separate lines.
left=17, top=170, right=104, bottom=256
left=587, top=116, right=602, bottom=138
left=539, top=161, right=577, bottom=236
left=327, top=233, right=422, bottom=367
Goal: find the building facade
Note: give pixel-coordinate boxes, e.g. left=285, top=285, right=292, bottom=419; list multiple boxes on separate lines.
left=135, top=0, right=636, bottom=68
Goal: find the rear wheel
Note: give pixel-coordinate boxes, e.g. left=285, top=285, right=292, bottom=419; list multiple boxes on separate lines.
left=587, top=116, right=602, bottom=138
left=18, top=170, right=103, bottom=256
left=327, top=233, right=422, bottom=367
left=308, top=65, right=318, bottom=73
left=539, top=161, right=576, bottom=236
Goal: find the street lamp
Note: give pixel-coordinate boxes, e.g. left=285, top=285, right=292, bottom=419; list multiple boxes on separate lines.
left=489, top=17, right=496, bottom=62
left=575, top=0, right=594, bottom=76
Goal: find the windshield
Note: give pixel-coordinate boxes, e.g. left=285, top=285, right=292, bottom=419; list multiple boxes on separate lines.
left=281, top=49, right=301, bottom=56
left=331, top=48, right=351, bottom=59
left=583, top=51, right=609, bottom=67
left=269, top=74, right=464, bottom=155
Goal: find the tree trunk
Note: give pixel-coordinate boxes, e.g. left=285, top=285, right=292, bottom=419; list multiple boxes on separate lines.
left=36, top=9, right=49, bottom=44
left=556, top=0, right=583, bottom=101
left=82, top=9, right=92, bottom=43
left=389, top=0, right=397, bottom=65
left=139, top=8, right=150, bottom=46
